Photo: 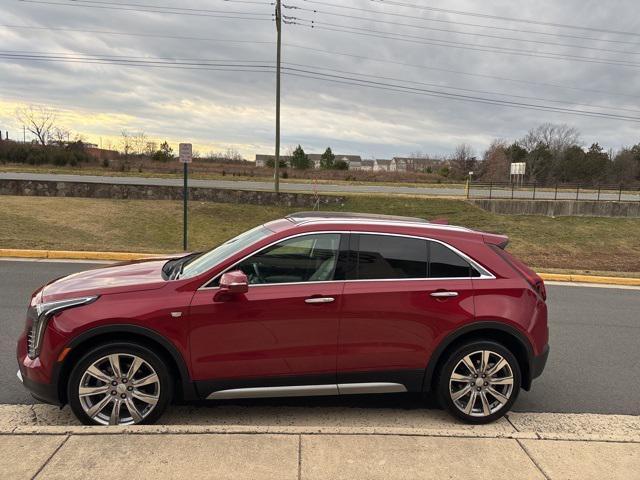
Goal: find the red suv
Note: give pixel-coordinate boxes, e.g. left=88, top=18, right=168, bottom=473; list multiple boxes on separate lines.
left=17, top=212, right=549, bottom=425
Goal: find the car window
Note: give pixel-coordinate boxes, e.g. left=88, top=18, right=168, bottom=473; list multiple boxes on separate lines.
left=356, top=234, right=428, bottom=280
left=429, top=241, right=479, bottom=278
left=179, top=226, right=272, bottom=279
left=234, top=233, right=342, bottom=285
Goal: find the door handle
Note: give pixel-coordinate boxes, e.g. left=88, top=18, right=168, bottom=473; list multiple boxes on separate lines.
left=305, top=297, right=335, bottom=304
left=430, top=291, right=459, bottom=298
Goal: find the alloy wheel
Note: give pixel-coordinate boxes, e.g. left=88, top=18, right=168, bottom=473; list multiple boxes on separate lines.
left=78, top=353, right=161, bottom=425
left=448, top=349, right=514, bottom=418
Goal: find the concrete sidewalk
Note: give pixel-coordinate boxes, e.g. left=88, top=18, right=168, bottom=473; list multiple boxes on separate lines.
left=1, top=405, right=638, bottom=479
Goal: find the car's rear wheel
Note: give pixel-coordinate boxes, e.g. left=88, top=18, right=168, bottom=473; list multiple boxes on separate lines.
left=68, top=342, right=172, bottom=426
left=437, top=340, right=521, bottom=424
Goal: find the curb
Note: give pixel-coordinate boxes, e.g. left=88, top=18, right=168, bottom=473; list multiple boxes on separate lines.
left=538, top=273, right=640, bottom=287
left=2, top=249, right=640, bottom=286
left=3, top=425, right=639, bottom=444
left=0, top=249, right=162, bottom=262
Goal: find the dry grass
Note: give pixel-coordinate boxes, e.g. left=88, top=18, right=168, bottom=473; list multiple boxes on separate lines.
left=0, top=195, right=638, bottom=273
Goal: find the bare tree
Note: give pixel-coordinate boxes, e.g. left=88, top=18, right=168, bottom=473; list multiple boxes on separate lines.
left=15, top=105, right=57, bottom=146
left=144, top=141, right=158, bottom=157
left=51, top=127, right=71, bottom=146
left=519, top=123, right=581, bottom=153
left=480, top=140, right=510, bottom=181
left=450, top=143, right=477, bottom=179
left=132, top=131, right=147, bottom=155
left=120, top=129, right=133, bottom=156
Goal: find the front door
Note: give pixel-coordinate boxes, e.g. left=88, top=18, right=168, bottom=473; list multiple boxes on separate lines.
left=189, top=232, right=347, bottom=395
left=337, top=234, right=476, bottom=391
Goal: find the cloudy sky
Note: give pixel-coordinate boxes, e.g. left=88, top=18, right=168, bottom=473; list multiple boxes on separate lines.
left=1, top=0, right=639, bottom=159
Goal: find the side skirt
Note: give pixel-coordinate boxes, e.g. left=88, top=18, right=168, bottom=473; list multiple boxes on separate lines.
left=207, top=382, right=407, bottom=400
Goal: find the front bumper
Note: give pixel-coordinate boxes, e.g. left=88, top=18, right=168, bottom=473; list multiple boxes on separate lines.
left=17, top=368, right=61, bottom=406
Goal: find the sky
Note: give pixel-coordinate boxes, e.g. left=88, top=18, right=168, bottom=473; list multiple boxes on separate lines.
left=1, top=0, right=639, bottom=159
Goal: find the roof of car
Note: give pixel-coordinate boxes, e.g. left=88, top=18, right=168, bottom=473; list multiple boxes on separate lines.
left=283, top=211, right=471, bottom=233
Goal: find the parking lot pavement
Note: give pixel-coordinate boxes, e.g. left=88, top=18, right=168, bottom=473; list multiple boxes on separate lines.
left=1, top=407, right=638, bottom=480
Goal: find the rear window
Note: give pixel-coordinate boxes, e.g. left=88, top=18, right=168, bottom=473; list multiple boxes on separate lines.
left=353, top=234, right=480, bottom=280
left=357, top=234, right=428, bottom=279
left=429, top=241, right=479, bottom=278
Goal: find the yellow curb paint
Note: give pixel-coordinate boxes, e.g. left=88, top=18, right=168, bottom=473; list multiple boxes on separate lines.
left=539, top=273, right=640, bottom=287
left=1, top=249, right=640, bottom=286
left=0, top=249, right=159, bottom=262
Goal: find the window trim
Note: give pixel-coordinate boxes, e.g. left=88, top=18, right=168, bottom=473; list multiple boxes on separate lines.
left=198, top=230, right=495, bottom=290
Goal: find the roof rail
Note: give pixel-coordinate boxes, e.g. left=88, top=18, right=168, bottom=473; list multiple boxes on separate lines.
left=285, top=211, right=430, bottom=224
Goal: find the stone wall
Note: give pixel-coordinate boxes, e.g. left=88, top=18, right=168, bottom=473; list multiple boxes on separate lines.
left=471, top=198, right=640, bottom=218
left=0, top=179, right=345, bottom=208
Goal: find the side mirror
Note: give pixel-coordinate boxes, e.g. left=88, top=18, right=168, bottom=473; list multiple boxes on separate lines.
left=219, top=270, right=249, bottom=294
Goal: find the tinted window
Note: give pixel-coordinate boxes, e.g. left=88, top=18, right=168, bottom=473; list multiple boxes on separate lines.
left=356, top=235, right=428, bottom=280
left=429, top=241, right=476, bottom=278
left=235, top=233, right=341, bottom=285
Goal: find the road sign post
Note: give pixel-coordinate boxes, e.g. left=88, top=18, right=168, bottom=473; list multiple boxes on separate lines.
left=179, top=143, right=193, bottom=251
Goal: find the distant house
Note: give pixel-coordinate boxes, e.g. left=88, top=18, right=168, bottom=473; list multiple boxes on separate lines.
left=391, top=157, right=449, bottom=172
left=374, top=159, right=392, bottom=171
left=352, top=159, right=374, bottom=171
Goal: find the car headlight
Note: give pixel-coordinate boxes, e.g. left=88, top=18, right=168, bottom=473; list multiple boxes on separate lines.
left=27, top=296, right=98, bottom=359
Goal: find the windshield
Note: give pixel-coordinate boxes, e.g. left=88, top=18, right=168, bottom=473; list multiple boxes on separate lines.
left=178, top=225, right=272, bottom=279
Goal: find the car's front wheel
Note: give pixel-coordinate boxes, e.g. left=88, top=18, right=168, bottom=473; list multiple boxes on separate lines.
left=437, top=340, right=521, bottom=424
left=68, top=342, right=172, bottom=426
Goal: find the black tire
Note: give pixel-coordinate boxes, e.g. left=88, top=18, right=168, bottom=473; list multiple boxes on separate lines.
left=68, top=342, right=172, bottom=426
left=436, top=340, right=521, bottom=424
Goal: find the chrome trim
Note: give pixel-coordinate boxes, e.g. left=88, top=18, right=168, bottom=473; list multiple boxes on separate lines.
left=430, top=291, right=459, bottom=298
left=16, top=370, right=23, bottom=383
left=29, top=296, right=99, bottom=359
left=291, top=218, right=472, bottom=233
left=198, top=230, right=495, bottom=290
left=337, top=382, right=407, bottom=395
left=206, top=382, right=408, bottom=400
left=305, top=297, right=335, bottom=304
left=207, top=384, right=338, bottom=400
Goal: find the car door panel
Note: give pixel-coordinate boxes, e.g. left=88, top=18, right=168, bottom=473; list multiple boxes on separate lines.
left=338, top=279, right=474, bottom=376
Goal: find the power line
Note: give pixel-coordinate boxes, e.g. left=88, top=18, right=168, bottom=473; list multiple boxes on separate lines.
left=63, top=0, right=274, bottom=14
left=289, top=0, right=640, bottom=46
left=367, top=0, right=640, bottom=38
left=1, top=24, right=275, bottom=45
left=0, top=51, right=276, bottom=71
left=3, top=49, right=638, bottom=122
left=281, top=69, right=640, bottom=123
left=283, top=42, right=640, bottom=100
left=287, top=19, right=640, bottom=69
left=282, top=61, right=640, bottom=115
left=282, top=3, right=640, bottom=56
left=18, top=0, right=275, bottom=19
left=5, top=22, right=636, bottom=100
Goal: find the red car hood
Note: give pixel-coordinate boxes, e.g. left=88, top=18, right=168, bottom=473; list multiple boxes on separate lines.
left=42, top=259, right=170, bottom=301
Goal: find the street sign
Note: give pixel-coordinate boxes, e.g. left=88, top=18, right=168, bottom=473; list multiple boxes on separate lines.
left=179, top=143, right=193, bottom=164
left=510, top=162, right=526, bottom=175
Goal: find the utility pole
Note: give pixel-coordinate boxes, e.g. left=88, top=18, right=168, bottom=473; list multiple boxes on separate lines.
left=274, top=0, right=282, bottom=194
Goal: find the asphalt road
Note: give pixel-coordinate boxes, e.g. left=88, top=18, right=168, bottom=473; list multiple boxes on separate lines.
left=3, top=171, right=640, bottom=201
left=1, top=259, right=638, bottom=415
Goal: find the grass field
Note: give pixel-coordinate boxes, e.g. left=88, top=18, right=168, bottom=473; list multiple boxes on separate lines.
left=0, top=194, right=638, bottom=273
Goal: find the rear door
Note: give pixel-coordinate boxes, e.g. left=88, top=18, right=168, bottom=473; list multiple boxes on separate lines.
left=337, top=233, right=476, bottom=391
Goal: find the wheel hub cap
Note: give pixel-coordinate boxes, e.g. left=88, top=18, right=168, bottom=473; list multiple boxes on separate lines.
left=78, top=353, right=160, bottom=426
left=449, top=349, right=514, bottom=418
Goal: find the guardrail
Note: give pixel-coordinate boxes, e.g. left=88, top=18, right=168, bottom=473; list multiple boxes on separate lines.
left=467, top=182, right=640, bottom=202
